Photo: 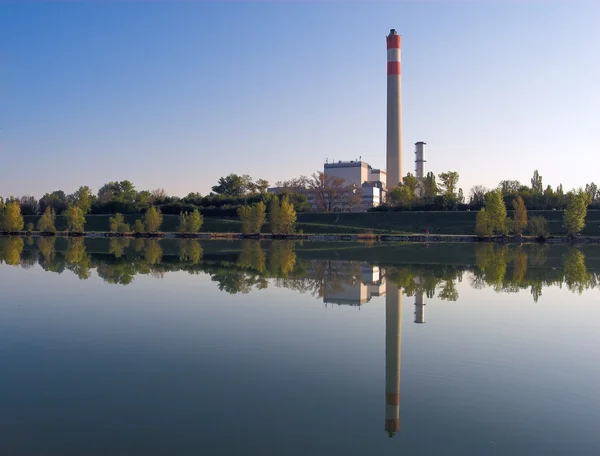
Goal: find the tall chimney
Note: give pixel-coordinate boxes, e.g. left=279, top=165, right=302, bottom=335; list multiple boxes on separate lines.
left=415, top=141, right=426, bottom=179
left=386, top=29, right=402, bottom=188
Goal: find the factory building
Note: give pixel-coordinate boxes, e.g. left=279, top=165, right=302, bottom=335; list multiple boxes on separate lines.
left=320, top=160, right=387, bottom=212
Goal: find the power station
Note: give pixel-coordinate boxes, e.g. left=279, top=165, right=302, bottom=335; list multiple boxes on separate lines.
left=270, top=28, right=429, bottom=210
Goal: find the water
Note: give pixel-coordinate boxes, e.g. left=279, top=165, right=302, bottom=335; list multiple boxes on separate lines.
left=0, top=237, right=599, bottom=455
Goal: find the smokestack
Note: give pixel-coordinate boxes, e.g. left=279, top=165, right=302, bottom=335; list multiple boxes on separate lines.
left=386, top=29, right=402, bottom=189
left=414, top=291, right=425, bottom=323
left=415, top=142, right=426, bottom=179
left=384, top=283, right=402, bottom=437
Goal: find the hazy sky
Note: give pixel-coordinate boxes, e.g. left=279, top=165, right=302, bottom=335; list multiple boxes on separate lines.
left=1, top=1, right=598, bottom=199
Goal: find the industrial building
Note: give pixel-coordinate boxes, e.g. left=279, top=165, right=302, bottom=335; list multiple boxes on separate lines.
left=269, top=28, right=429, bottom=213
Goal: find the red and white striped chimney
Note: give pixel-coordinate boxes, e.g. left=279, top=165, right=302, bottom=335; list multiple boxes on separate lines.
left=386, top=29, right=402, bottom=189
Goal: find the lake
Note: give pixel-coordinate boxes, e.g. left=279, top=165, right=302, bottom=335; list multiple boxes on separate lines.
left=0, top=237, right=599, bottom=455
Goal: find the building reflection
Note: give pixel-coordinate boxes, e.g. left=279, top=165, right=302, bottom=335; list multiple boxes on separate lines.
left=320, top=263, right=386, bottom=307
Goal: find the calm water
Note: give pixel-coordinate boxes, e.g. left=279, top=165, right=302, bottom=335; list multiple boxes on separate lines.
left=0, top=237, right=599, bottom=455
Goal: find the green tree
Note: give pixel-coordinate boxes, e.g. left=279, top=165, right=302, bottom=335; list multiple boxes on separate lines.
left=531, top=169, right=543, bottom=194
left=485, top=190, right=508, bottom=235
left=2, top=201, right=24, bottom=231
left=144, top=206, right=163, bottom=233
left=512, top=196, right=528, bottom=235
left=37, top=207, right=57, bottom=233
left=71, top=186, right=94, bottom=214
left=438, top=171, right=459, bottom=199
left=529, top=216, right=549, bottom=238
left=278, top=197, right=297, bottom=234
left=475, top=208, right=493, bottom=237
left=237, top=206, right=252, bottom=234
left=237, top=202, right=266, bottom=233
left=211, top=174, right=247, bottom=197
left=423, top=172, right=438, bottom=201
left=0, top=237, right=24, bottom=265
left=134, top=219, right=145, bottom=233
left=269, top=197, right=280, bottom=233
left=65, top=204, right=86, bottom=232
left=389, top=183, right=415, bottom=208
left=178, top=208, right=203, bottom=233
left=255, top=179, right=270, bottom=195
left=109, top=213, right=130, bottom=233
left=564, top=190, right=588, bottom=236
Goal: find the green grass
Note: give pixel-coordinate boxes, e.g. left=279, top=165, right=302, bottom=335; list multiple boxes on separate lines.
left=22, top=210, right=600, bottom=236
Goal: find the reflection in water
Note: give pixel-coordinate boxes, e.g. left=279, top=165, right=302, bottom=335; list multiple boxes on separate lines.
left=1, top=237, right=600, bottom=445
left=0, top=237, right=598, bottom=300
left=385, top=282, right=402, bottom=437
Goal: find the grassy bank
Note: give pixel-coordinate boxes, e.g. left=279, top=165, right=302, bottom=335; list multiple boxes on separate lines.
left=21, top=210, right=600, bottom=236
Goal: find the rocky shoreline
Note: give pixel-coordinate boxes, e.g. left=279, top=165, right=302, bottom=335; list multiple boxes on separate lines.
left=1, top=231, right=599, bottom=244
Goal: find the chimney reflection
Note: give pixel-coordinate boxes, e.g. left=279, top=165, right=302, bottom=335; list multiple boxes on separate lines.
left=384, top=282, right=402, bottom=437
left=414, top=291, right=425, bottom=324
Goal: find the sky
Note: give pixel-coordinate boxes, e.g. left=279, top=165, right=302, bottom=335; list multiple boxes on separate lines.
left=0, top=1, right=599, bottom=199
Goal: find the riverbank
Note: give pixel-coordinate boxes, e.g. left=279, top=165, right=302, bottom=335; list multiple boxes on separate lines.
left=2, top=231, right=600, bottom=244
left=20, top=210, right=600, bottom=237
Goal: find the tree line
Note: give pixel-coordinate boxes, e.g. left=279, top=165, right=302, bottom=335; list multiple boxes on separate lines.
left=474, top=187, right=591, bottom=238
left=379, top=169, right=600, bottom=212
left=1, top=169, right=598, bottom=221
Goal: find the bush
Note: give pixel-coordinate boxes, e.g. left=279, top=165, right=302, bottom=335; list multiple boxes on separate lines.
left=529, top=216, right=549, bottom=238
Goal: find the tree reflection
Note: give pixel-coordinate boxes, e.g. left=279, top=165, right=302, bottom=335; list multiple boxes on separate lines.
left=0, top=237, right=24, bottom=266
left=2, top=237, right=598, bottom=301
left=65, top=238, right=91, bottom=280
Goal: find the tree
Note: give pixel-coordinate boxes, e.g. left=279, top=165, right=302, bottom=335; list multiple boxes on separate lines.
left=150, top=188, right=168, bottom=204
left=346, top=185, right=363, bottom=212
left=17, top=195, right=38, bottom=215
left=2, top=201, right=24, bottom=231
left=134, top=219, right=145, bottom=233
left=255, top=179, right=270, bottom=195
left=64, top=204, right=86, bottom=232
left=484, top=190, right=508, bottom=235
left=71, top=186, right=94, bottom=214
left=585, top=182, right=598, bottom=204
left=37, top=207, right=57, bottom=233
left=179, top=209, right=203, bottom=233
left=438, top=171, right=459, bottom=198
left=186, top=209, right=203, bottom=233
left=475, top=208, right=493, bottom=237
left=109, top=213, right=130, bottom=233
left=423, top=172, right=438, bottom=201
left=237, top=206, right=252, bottom=234
left=564, top=190, right=588, bottom=236
left=512, top=196, right=528, bottom=235
left=309, top=172, right=349, bottom=212
left=529, top=216, right=549, bottom=238
left=531, top=170, right=543, bottom=194
left=238, top=202, right=266, bottom=233
left=269, top=197, right=280, bottom=233
left=389, top=183, right=415, bottom=208
left=498, top=180, right=521, bottom=196
left=212, top=174, right=247, bottom=197
left=39, top=191, right=68, bottom=214
left=144, top=206, right=163, bottom=233
left=278, top=197, right=297, bottom=234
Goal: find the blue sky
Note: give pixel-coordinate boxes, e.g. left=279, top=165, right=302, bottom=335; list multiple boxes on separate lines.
left=1, top=1, right=598, bottom=198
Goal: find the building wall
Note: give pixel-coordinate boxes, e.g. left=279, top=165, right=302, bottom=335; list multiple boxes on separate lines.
left=324, top=161, right=369, bottom=187
left=369, top=169, right=387, bottom=189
